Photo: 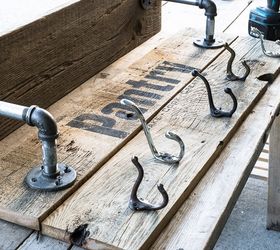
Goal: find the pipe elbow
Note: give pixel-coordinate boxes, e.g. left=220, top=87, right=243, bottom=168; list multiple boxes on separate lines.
left=24, top=106, right=58, bottom=141
left=198, top=0, right=217, bottom=17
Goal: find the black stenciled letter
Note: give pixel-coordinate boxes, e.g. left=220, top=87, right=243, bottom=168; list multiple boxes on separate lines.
left=101, top=102, right=147, bottom=120
left=126, top=79, right=175, bottom=92
left=67, top=114, right=128, bottom=139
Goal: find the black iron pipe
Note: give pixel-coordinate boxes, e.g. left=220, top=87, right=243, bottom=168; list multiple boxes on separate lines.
left=165, top=0, right=217, bottom=17
left=0, top=101, right=59, bottom=177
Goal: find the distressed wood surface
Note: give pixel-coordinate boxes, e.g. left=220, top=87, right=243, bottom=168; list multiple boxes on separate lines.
left=0, top=1, right=276, bottom=248
left=42, top=36, right=280, bottom=249
left=0, top=28, right=230, bottom=230
left=17, top=232, right=69, bottom=250
left=267, top=115, right=280, bottom=231
left=0, top=0, right=161, bottom=140
left=151, top=72, right=280, bottom=250
left=0, top=220, right=32, bottom=250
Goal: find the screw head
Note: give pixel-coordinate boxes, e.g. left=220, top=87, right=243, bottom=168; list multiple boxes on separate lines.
left=140, top=0, right=152, bottom=10
left=64, top=166, right=71, bottom=173
left=55, top=176, right=62, bottom=186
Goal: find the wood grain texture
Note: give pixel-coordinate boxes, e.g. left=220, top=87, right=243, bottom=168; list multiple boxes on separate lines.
left=0, top=220, right=32, bottom=250
left=42, top=36, right=280, bottom=249
left=18, top=232, right=69, bottom=250
left=0, top=28, right=228, bottom=230
left=0, top=2, right=269, bottom=248
left=0, top=0, right=161, bottom=140
left=267, top=115, right=280, bottom=230
left=151, top=71, right=280, bottom=250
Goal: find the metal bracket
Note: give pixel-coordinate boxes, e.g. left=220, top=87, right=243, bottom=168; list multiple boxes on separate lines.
left=0, top=101, right=77, bottom=192
left=140, top=0, right=152, bottom=9
left=129, top=156, right=169, bottom=211
left=251, top=27, right=280, bottom=58
left=192, top=70, right=238, bottom=118
left=26, top=163, right=76, bottom=191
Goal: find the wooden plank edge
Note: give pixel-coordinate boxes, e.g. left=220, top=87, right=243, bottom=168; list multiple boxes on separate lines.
left=140, top=82, right=270, bottom=250
left=0, top=208, right=38, bottom=230
left=250, top=169, right=268, bottom=181
left=205, top=134, right=268, bottom=250
left=151, top=75, right=280, bottom=250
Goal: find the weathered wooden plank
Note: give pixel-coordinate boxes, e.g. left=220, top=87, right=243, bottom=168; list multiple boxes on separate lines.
left=251, top=168, right=268, bottom=181
left=151, top=73, right=280, bottom=250
left=18, top=232, right=70, bottom=250
left=42, top=36, right=280, bottom=249
left=0, top=0, right=162, bottom=140
left=0, top=1, right=267, bottom=248
left=0, top=28, right=230, bottom=230
left=255, top=160, right=269, bottom=170
left=267, top=115, right=280, bottom=231
left=258, top=152, right=269, bottom=163
left=0, top=220, right=32, bottom=250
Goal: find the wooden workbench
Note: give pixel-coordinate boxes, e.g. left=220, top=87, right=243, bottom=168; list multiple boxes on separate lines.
left=0, top=0, right=280, bottom=249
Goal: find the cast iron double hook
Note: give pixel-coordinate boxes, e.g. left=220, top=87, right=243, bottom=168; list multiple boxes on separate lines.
left=224, top=43, right=250, bottom=81
left=192, top=70, right=238, bottom=118
left=121, top=99, right=185, bottom=164
left=251, top=27, right=280, bottom=58
left=129, top=156, right=169, bottom=211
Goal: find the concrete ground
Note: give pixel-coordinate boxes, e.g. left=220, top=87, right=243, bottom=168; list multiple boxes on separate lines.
left=214, top=177, right=280, bottom=250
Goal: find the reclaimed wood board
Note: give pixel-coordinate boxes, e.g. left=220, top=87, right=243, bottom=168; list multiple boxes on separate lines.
left=0, top=220, right=32, bottom=250
left=0, top=0, right=161, bottom=140
left=267, top=114, right=280, bottom=230
left=42, top=36, right=280, bottom=249
left=0, top=28, right=231, bottom=230
left=151, top=73, right=280, bottom=250
left=17, top=232, right=70, bottom=250
left=0, top=1, right=275, bottom=248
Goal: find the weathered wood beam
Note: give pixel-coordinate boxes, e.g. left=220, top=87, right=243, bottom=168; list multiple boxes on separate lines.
left=267, top=114, right=280, bottom=231
left=0, top=0, right=161, bottom=140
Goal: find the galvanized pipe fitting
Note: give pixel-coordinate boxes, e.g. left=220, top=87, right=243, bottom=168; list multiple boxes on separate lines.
left=165, top=0, right=224, bottom=48
left=0, top=101, right=76, bottom=191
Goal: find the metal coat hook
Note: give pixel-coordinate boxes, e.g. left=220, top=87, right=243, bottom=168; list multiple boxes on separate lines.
left=251, top=27, right=280, bottom=58
left=120, top=99, right=185, bottom=164
left=129, top=156, right=169, bottom=211
left=224, top=43, right=250, bottom=81
left=192, top=70, right=238, bottom=118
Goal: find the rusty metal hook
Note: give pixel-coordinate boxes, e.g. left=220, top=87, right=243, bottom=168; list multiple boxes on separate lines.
left=224, top=43, right=250, bottom=81
left=192, top=70, right=238, bottom=118
left=251, top=27, right=280, bottom=58
left=120, top=99, right=185, bottom=164
left=129, top=156, right=169, bottom=211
